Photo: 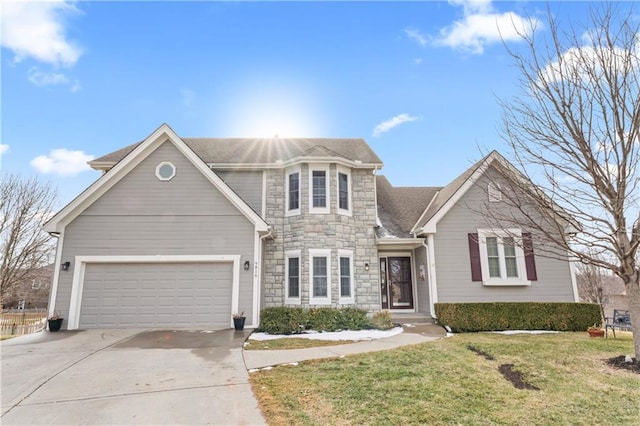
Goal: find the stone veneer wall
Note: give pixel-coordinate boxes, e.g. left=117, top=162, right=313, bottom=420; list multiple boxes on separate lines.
left=262, top=164, right=381, bottom=312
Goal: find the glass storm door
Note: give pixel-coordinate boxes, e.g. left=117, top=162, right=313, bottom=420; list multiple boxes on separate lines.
left=380, top=257, right=414, bottom=310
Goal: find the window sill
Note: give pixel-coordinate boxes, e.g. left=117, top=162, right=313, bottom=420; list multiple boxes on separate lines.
left=309, top=298, right=331, bottom=305
left=339, top=298, right=355, bottom=305
left=310, top=208, right=330, bottom=215
left=285, top=209, right=301, bottom=217
left=482, top=279, right=531, bottom=287
left=337, top=209, right=352, bottom=217
left=285, top=298, right=301, bottom=305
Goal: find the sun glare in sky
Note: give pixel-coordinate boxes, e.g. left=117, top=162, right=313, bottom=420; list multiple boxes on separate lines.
left=219, top=78, right=325, bottom=138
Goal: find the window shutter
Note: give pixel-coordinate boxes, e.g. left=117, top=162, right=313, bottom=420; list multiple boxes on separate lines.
left=522, top=232, right=537, bottom=281
left=468, top=233, right=482, bottom=282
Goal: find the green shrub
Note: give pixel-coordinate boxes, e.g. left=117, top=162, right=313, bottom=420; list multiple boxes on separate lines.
left=336, top=307, right=370, bottom=331
left=434, top=302, right=600, bottom=332
left=371, top=311, right=395, bottom=330
left=258, top=307, right=307, bottom=335
left=258, top=307, right=371, bottom=334
left=307, top=308, right=340, bottom=331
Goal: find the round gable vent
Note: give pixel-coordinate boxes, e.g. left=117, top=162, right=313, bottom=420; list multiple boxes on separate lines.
left=156, top=162, right=176, bottom=181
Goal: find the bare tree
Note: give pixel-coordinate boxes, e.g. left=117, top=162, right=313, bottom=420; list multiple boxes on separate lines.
left=575, top=260, right=609, bottom=325
left=0, top=174, right=57, bottom=308
left=492, top=3, right=640, bottom=359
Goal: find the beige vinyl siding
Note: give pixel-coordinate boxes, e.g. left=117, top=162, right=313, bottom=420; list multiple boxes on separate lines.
left=214, top=170, right=264, bottom=215
left=413, top=247, right=430, bottom=314
left=55, top=141, right=257, bottom=326
left=433, top=168, right=575, bottom=303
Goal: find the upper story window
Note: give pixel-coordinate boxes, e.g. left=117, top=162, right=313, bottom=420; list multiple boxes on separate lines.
left=285, top=166, right=301, bottom=217
left=337, top=167, right=352, bottom=216
left=309, top=164, right=330, bottom=214
left=312, top=171, right=326, bottom=206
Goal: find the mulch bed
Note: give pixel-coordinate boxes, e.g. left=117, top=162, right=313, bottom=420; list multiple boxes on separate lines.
left=605, top=356, right=640, bottom=374
left=498, top=364, right=540, bottom=390
left=467, top=345, right=539, bottom=390
left=467, top=345, right=495, bottom=360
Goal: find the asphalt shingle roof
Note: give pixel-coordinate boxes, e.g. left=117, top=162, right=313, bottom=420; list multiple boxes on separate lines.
left=375, top=175, right=441, bottom=238
left=413, top=153, right=492, bottom=230
left=91, top=138, right=383, bottom=166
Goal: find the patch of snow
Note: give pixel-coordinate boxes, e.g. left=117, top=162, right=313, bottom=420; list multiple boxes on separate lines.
left=492, top=330, right=560, bottom=335
left=249, top=327, right=403, bottom=341
left=376, top=225, right=399, bottom=239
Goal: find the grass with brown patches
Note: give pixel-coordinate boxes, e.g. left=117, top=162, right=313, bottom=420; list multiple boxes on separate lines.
left=245, top=338, right=356, bottom=350
left=250, top=332, right=638, bottom=425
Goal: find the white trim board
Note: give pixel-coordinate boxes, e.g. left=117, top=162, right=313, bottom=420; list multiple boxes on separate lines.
left=47, top=233, right=65, bottom=318
left=67, top=255, right=241, bottom=330
left=44, top=123, right=269, bottom=233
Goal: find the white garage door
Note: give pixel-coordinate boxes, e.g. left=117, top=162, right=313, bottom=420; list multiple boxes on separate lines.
left=79, top=262, right=233, bottom=329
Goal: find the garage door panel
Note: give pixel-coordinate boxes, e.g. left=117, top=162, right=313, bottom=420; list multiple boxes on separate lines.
left=79, top=262, right=233, bottom=329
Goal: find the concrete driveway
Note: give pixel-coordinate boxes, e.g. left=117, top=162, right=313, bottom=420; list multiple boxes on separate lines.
left=1, top=328, right=265, bottom=425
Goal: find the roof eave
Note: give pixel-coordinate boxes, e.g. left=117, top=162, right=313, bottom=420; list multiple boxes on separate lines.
left=376, top=237, right=425, bottom=248
left=87, top=159, right=382, bottom=171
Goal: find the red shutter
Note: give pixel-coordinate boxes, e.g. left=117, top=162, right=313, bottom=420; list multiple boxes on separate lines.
left=468, top=233, right=482, bottom=282
left=522, top=232, right=537, bottom=281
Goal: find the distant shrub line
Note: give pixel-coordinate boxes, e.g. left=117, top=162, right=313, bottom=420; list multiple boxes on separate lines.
left=434, top=302, right=600, bottom=332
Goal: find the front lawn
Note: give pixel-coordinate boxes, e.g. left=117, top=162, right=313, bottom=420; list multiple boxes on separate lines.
left=245, top=338, right=356, bottom=350
left=250, top=332, right=638, bottom=425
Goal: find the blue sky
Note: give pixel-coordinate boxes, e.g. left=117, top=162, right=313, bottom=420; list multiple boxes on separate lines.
left=1, top=1, right=606, bottom=208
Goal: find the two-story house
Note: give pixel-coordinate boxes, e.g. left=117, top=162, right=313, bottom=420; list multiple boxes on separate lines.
left=44, top=124, right=578, bottom=330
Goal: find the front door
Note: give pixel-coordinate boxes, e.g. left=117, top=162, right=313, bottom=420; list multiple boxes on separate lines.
left=380, top=256, right=414, bottom=310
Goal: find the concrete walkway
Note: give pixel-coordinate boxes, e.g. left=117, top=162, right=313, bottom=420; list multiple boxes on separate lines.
left=243, top=324, right=446, bottom=370
left=1, top=329, right=265, bottom=425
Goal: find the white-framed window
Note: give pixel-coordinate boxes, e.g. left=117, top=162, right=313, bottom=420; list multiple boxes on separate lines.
left=488, top=182, right=502, bottom=202
left=155, top=161, right=176, bottom=181
left=285, top=166, right=301, bottom=217
left=285, top=250, right=301, bottom=304
left=337, top=166, right=352, bottom=216
left=477, top=229, right=530, bottom=286
left=338, top=249, right=354, bottom=304
left=309, top=249, right=331, bottom=305
left=309, top=164, right=330, bottom=214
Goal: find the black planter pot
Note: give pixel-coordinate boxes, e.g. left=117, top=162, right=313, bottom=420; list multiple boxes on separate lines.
left=233, top=317, right=246, bottom=331
left=48, top=318, right=63, bottom=332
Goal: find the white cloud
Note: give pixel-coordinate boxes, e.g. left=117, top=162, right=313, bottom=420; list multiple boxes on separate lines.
left=0, top=144, right=9, bottom=155
left=1, top=0, right=82, bottom=67
left=27, top=67, right=67, bottom=85
left=436, top=0, right=539, bottom=54
left=540, top=45, right=640, bottom=84
left=27, top=67, right=80, bottom=92
left=405, top=27, right=428, bottom=47
left=30, top=149, right=95, bottom=177
left=372, top=114, right=420, bottom=137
